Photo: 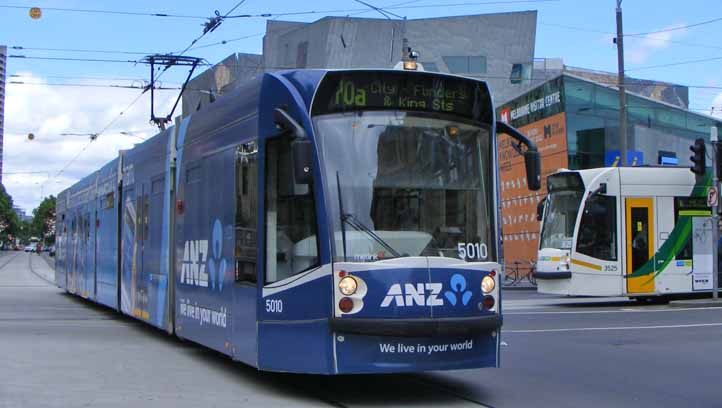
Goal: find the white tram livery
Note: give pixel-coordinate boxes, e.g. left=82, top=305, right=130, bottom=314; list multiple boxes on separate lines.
left=535, top=167, right=719, bottom=299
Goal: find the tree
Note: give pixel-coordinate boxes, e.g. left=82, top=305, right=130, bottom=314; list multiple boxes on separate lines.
left=31, top=196, right=56, bottom=245
left=0, top=184, right=21, bottom=245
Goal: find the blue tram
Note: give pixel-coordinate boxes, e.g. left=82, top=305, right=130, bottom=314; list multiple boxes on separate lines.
left=55, top=68, right=540, bottom=374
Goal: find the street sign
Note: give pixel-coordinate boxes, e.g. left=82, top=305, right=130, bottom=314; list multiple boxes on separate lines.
left=707, top=186, right=718, bottom=208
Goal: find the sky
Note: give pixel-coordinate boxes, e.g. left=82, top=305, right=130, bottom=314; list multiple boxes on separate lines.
left=2, top=0, right=722, bottom=214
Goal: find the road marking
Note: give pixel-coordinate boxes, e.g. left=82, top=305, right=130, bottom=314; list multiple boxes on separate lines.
left=505, top=306, right=722, bottom=315
left=505, top=322, right=722, bottom=333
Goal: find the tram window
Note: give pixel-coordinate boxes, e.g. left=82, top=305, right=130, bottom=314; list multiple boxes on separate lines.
left=674, top=196, right=710, bottom=260
left=264, top=137, right=319, bottom=284
left=576, top=195, right=617, bottom=261
left=235, top=141, right=258, bottom=283
left=104, top=192, right=114, bottom=209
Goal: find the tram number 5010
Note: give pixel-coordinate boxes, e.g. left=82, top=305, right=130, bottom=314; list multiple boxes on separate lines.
left=265, top=299, right=283, bottom=313
left=457, top=242, right=488, bottom=260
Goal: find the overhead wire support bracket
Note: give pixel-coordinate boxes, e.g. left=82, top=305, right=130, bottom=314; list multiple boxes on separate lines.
left=142, top=54, right=204, bottom=130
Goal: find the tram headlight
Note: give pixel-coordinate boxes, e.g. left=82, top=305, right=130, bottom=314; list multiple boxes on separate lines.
left=338, top=276, right=358, bottom=296
left=481, top=275, right=495, bottom=293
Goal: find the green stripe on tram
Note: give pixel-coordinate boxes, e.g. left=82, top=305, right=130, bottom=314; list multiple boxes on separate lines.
left=627, top=173, right=712, bottom=283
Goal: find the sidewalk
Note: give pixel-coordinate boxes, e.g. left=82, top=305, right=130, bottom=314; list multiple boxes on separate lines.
left=29, top=253, right=55, bottom=284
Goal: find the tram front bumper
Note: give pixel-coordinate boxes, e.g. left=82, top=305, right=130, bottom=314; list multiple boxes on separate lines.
left=329, top=314, right=502, bottom=337
left=533, top=271, right=572, bottom=280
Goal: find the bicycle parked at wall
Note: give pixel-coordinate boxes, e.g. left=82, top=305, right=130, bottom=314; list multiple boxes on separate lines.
left=504, top=260, right=537, bottom=286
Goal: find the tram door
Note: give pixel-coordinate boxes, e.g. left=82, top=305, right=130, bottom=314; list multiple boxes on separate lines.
left=232, top=142, right=258, bottom=363
left=625, top=198, right=655, bottom=294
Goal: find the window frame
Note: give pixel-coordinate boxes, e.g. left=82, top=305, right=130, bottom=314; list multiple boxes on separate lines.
left=263, top=135, right=321, bottom=285
left=235, top=141, right=259, bottom=284
left=575, top=194, right=618, bottom=261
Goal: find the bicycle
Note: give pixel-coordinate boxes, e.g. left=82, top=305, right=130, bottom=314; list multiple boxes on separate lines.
left=503, top=260, right=537, bottom=287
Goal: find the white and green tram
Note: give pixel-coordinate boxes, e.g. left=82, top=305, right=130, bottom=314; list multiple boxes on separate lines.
left=535, top=167, right=720, bottom=299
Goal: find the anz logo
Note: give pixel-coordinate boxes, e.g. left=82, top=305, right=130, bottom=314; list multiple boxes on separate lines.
left=380, top=274, right=472, bottom=308
left=180, top=219, right=228, bottom=290
left=380, top=283, right=443, bottom=307
left=180, top=240, right=209, bottom=287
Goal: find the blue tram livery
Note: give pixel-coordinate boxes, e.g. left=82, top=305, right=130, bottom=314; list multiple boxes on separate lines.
left=55, top=68, right=540, bottom=374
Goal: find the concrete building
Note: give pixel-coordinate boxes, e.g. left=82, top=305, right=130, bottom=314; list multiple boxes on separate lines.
left=181, top=53, right=262, bottom=116
left=0, top=45, right=6, bottom=185
left=183, top=11, right=539, bottom=115
left=262, top=12, right=537, bottom=104
left=495, top=73, right=720, bottom=265
left=13, top=205, right=30, bottom=222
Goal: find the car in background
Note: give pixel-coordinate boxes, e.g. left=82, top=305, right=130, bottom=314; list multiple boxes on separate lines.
left=24, top=245, right=36, bottom=253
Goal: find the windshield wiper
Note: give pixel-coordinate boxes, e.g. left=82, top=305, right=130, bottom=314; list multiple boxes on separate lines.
left=336, top=171, right=348, bottom=262
left=342, top=213, right=403, bottom=258
left=335, top=171, right=403, bottom=260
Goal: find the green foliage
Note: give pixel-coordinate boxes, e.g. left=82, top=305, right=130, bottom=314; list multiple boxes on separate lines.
left=31, top=196, right=56, bottom=244
left=0, top=184, right=21, bottom=243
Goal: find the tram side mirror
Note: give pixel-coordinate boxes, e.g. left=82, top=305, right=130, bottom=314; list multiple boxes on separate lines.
left=536, top=197, right=547, bottom=221
left=524, top=149, right=542, bottom=191
left=274, top=107, right=313, bottom=185
left=292, top=139, right=314, bottom=185
left=497, top=121, right=542, bottom=191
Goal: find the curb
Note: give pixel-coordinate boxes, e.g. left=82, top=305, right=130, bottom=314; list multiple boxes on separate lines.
left=503, top=285, right=537, bottom=291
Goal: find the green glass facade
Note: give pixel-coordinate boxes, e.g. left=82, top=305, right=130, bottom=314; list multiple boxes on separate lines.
left=500, top=74, right=722, bottom=169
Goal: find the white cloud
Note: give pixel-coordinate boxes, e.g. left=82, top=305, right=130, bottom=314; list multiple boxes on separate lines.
left=3, top=73, right=175, bottom=214
left=625, top=24, right=688, bottom=64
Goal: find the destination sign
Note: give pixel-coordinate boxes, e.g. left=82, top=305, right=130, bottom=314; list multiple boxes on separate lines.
left=312, top=70, right=492, bottom=123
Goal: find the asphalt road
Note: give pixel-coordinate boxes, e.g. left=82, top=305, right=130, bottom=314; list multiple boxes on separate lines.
left=1, top=252, right=721, bottom=407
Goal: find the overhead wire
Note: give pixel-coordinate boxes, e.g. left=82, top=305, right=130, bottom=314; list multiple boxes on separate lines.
left=42, top=1, right=253, bottom=180
left=8, top=81, right=181, bottom=90
left=0, top=4, right=206, bottom=19
left=0, top=0, right=560, bottom=22
left=539, top=22, right=722, bottom=52
left=8, top=45, right=155, bottom=56
left=626, top=55, right=722, bottom=72
left=626, top=16, right=722, bottom=37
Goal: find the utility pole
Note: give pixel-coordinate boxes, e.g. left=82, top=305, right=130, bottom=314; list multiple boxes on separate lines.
left=712, top=127, right=719, bottom=299
left=615, top=0, right=627, bottom=166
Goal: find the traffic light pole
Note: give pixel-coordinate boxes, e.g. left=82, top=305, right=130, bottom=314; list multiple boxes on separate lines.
left=712, top=127, right=719, bottom=299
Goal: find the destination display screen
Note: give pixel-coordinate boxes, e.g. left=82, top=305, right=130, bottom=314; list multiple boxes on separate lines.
left=311, top=70, right=493, bottom=123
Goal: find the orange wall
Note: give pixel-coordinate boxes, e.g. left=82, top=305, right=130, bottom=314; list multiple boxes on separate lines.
left=498, top=112, right=569, bottom=267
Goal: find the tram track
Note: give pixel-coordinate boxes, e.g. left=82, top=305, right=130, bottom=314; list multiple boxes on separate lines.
left=305, top=373, right=494, bottom=407
left=0, top=252, right=21, bottom=272
left=410, top=375, right=494, bottom=407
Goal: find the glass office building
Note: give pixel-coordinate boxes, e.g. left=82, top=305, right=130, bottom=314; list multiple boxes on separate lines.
left=496, top=73, right=722, bottom=266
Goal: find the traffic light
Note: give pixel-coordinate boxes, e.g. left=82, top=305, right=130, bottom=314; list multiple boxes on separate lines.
left=690, top=138, right=706, bottom=176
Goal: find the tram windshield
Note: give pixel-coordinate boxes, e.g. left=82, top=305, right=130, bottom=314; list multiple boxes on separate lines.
left=315, top=111, right=494, bottom=263
left=539, top=173, right=584, bottom=250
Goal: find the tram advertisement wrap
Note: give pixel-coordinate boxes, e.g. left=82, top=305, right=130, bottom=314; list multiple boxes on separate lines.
left=336, top=333, right=497, bottom=373
left=497, top=112, right=568, bottom=265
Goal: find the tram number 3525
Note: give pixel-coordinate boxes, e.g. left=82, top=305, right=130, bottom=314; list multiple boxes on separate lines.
left=265, top=299, right=283, bottom=313
left=457, top=242, right=488, bottom=260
